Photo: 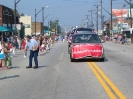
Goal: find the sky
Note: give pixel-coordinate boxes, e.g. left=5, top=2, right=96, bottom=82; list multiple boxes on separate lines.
left=0, top=0, right=130, bottom=31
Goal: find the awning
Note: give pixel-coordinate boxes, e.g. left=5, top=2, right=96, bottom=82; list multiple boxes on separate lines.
left=0, top=26, right=13, bottom=32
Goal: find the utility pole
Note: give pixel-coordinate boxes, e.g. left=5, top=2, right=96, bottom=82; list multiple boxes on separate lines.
left=101, top=0, right=103, bottom=33
left=14, top=0, right=20, bottom=35
left=35, top=9, right=36, bottom=36
left=42, top=7, right=44, bottom=34
left=124, top=0, right=133, bottom=43
left=86, top=15, right=89, bottom=28
left=111, top=0, right=112, bottom=37
left=88, top=10, right=95, bottom=28
left=130, top=0, right=133, bottom=43
left=35, top=7, right=47, bottom=36
left=94, top=5, right=99, bottom=34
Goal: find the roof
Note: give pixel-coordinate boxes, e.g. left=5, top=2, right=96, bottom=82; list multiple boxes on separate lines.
left=0, top=5, right=20, bottom=17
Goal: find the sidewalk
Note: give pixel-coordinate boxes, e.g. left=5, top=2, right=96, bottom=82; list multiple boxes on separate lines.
left=124, top=38, right=133, bottom=46
left=105, top=38, right=133, bottom=46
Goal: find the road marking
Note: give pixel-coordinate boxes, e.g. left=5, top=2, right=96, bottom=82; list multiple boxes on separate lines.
left=88, top=62, right=126, bottom=99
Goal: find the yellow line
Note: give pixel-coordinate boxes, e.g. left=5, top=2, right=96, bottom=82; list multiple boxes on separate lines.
left=91, top=62, right=126, bottom=99
left=88, top=62, right=116, bottom=99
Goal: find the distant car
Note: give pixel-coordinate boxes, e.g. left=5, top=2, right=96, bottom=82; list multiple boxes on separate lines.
left=69, top=31, right=104, bottom=62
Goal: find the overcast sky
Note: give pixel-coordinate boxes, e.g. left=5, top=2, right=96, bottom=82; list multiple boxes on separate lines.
left=0, top=0, right=130, bottom=31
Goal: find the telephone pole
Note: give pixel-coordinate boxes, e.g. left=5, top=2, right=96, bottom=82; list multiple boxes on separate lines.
left=14, top=0, right=20, bottom=35
left=101, top=0, right=103, bottom=32
left=94, top=5, right=99, bottom=34
left=111, top=0, right=112, bottom=37
left=86, top=15, right=90, bottom=28
left=124, top=0, right=133, bottom=43
left=42, top=7, right=44, bottom=34
left=88, top=10, right=95, bottom=28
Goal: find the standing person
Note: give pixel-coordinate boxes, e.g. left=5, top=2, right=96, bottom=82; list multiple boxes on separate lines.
left=22, top=39, right=27, bottom=57
left=0, top=41, right=2, bottom=70
left=8, top=42, right=13, bottom=57
left=25, top=35, right=39, bottom=69
left=61, top=35, right=65, bottom=42
left=17, top=37, right=21, bottom=50
left=0, top=42, right=11, bottom=70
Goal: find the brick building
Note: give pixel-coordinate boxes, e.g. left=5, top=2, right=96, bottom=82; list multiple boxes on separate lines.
left=103, top=18, right=133, bottom=38
left=32, top=22, right=43, bottom=35
left=0, top=5, right=19, bottom=36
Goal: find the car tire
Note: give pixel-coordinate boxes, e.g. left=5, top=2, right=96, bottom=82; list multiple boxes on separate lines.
left=99, top=58, right=104, bottom=62
left=70, top=54, right=75, bottom=62
left=68, top=44, right=70, bottom=54
left=70, top=58, right=75, bottom=62
left=68, top=47, right=70, bottom=54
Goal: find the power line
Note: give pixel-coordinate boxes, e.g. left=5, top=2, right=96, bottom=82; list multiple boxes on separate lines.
left=2, top=0, right=14, bottom=7
left=17, top=6, right=23, bottom=14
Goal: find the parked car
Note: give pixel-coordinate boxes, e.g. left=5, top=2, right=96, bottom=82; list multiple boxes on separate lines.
left=69, top=31, right=104, bottom=62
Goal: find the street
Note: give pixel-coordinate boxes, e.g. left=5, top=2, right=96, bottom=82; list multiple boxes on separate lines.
left=0, top=40, right=133, bottom=99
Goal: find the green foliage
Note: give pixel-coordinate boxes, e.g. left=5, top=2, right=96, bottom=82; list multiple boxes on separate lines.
left=20, top=13, right=25, bottom=16
left=47, top=19, right=62, bottom=34
left=131, top=3, right=133, bottom=8
left=44, top=26, right=49, bottom=30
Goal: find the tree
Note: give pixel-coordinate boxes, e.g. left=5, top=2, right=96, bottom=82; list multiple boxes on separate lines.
left=131, top=3, right=133, bottom=8
left=44, top=26, right=49, bottom=30
left=48, top=19, right=62, bottom=34
left=20, top=13, right=25, bottom=16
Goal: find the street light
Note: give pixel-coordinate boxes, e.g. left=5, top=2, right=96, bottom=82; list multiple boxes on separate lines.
left=42, top=6, right=49, bottom=34
left=14, top=0, right=20, bottom=36
left=48, top=17, right=54, bottom=30
left=35, top=6, right=49, bottom=36
left=44, top=13, right=53, bottom=20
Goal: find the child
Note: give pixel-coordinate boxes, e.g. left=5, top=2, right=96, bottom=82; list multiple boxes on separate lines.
left=22, top=39, right=26, bottom=57
left=40, top=42, right=45, bottom=52
left=0, top=42, right=11, bottom=70
left=8, top=42, right=13, bottom=57
left=5, top=43, right=12, bottom=69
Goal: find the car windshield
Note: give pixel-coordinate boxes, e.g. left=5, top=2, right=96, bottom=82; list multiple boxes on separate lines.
left=73, top=34, right=101, bottom=43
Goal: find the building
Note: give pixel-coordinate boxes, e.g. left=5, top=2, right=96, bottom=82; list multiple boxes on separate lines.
left=0, top=5, right=19, bottom=36
left=32, top=22, right=43, bottom=35
left=19, top=15, right=32, bottom=35
left=103, top=18, right=133, bottom=38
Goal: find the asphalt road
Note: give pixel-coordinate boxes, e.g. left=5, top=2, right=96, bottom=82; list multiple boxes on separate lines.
left=0, top=40, right=133, bottom=99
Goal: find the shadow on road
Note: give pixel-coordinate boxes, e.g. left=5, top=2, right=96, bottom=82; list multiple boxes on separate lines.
left=0, top=75, right=20, bottom=80
left=11, top=66, right=20, bottom=69
left=39, top=66, right=49, bottom=68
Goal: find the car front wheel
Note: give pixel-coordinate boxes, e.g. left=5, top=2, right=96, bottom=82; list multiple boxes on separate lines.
left=70, top=54, right=75, bottom=62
